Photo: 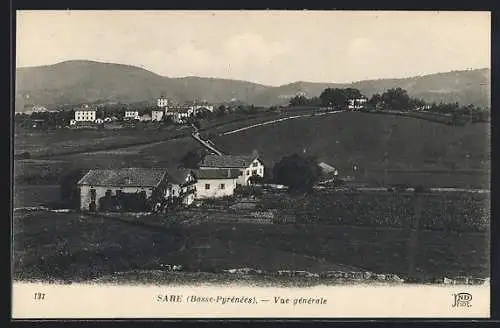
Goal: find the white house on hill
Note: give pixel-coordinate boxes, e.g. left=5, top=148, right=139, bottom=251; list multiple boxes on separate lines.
left=157, top=96, right=169, bottom=108
left=151, top=109, right=164, bottom=121
left=194, top=168, right=240, bottom=199
left=347, top=98, right=367, bottom=110
left=124, top=110, right=139, bottom=120
left=74, top=106, right=97, bottom=122
left=192, top=104, right=214, bottom=112
left=200, top=154, right=265, bottom=186
left=166, top=106, right=193, bottom=123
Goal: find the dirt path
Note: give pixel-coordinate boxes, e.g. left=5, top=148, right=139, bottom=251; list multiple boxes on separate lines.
left=221, top=110, right=345, bottom=136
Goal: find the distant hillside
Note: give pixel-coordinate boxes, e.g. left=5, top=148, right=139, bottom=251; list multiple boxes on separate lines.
left=258, top=69, right=490, bottom=108
left=15, top=60, right=267, bottom=111
left=15, top=60, right=490, bottom=111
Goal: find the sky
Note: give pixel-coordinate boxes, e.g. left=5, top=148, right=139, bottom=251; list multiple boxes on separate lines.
left=16, top=10, right=491, bottom=86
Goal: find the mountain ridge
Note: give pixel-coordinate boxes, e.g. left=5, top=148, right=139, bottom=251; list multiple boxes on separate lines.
left=15, top=60, right=491, bottom=111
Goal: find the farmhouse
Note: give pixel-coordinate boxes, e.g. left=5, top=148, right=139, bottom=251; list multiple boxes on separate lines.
left=347, top=98, right=367, bottom=110
left=165, top=168, right=197, bottom=207
left=194, top=169, right=240, bottom=199
left=157, top=96, right=169, bottom=108
left=74, top=105, right=97, bottom=122
left=200, top=155, right=265, bottom=186
left=166, top=106, right=193, bottom=123
left=77, top=168, right=199, bottom=212
left=124, top=110, right=139, bottom=120
left=191, top=104, right=214, bottom=112
left=151, top=109, right=165, bottom=121
left=77, top=168, right=168, bottom=212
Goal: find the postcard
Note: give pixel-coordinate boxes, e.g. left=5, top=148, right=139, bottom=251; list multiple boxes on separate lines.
left=12, top=10, right=491, bottom=319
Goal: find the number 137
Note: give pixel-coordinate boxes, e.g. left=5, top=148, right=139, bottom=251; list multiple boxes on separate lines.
left=34, top=292, right=45, bottom=300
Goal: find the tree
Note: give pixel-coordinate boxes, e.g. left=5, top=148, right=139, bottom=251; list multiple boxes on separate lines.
left=320, top=88, right=348, bottom=108
left=319, top=88, right=363, bottom=109
left=59, top=168, right=87, bottom=208
left=381, top=88, right=411, bottom=111
left=309, top=97, right=322, bottom=106
left=289, top=95, right=310, bottom=107
left=179, top=149, right=206, bottom=169
left=216, top=105, right=227, bottom=117
left=368, top=93, right=383, bottom=109
left=409, top=98, right=427, bottom=110
left=272, top=154, right=322, bottom=192
left=343, top=88, right=363, bottom=99
left=195, top=107, right=212, bottom=119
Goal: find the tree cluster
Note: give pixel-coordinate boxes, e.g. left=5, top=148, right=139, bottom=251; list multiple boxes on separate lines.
left=319, top=88, right=364, bottom=108
left=367, top=88, right=417, bottom=111
left=367, top=88, right=489, bottom=121
left=179, top=149, right=208, bottom=169
left=15, top=111, right=74, bottom=129
left=272, top=154, right=322, bottom=192
left=288, top=88, right=366, bottom=108
left=288, top=95, right=321, bottom=107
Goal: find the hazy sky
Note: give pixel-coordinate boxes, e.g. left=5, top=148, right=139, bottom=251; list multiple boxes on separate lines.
left=16, top=10, right=490, bottom=86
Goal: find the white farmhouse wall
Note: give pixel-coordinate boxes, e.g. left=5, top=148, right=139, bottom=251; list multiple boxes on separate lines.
left=152, top=111, right=164, bottom=121
left=75, top=110, right=97, bottom=122
left=124, top=111, right=139, bottom=118
left=195, top=178, right=237, bottom=199
left=157, top=98, right=169, bottom=108
left=79, top=185, right=155, bottom=211
left=242, top=159, right=265, bottom=185
left=199, top=159, right=264, bottom=186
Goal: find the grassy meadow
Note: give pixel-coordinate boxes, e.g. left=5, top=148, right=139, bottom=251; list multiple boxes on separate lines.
left=214, top=112, right=490, bottom=188
left=13, top=211, right=489, bottom=283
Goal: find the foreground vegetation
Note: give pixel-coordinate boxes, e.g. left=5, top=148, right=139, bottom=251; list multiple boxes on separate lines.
left=13, top=210, right=489, bottom=283
left=260, top=190, right=489, bottom=232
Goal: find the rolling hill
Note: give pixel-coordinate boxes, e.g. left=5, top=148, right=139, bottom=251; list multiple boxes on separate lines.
left=213, top=112, right=490, bottom=188
left=15, top=60, right=490, bottom=111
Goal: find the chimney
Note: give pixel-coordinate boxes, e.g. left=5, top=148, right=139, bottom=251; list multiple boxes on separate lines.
left=227, top=168, right=231, bottom=178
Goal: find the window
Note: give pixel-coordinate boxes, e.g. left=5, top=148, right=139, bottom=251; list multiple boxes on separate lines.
left=252, top=162, right=258, bottom=167
left=246, top=169, right=250, bottom=176
left=252, top=170, right=257, bottom=175
left=259, top=168, right=262, bottom=174
left=220, top=183, right=225, bottom=189
left=205, top=184, right=210, bottom=190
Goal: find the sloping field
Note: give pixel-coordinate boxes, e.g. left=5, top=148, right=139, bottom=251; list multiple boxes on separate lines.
left=213, top=112, right=490, bottom=188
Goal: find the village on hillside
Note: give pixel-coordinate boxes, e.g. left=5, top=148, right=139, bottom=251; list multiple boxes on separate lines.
left=12, top=12, right=493, bottom=321
left=57, top=94, right=347, bottom=216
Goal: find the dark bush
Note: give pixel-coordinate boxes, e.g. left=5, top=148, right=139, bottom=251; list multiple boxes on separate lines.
left=15, top=151, right=31, bottom=160
left=235, top=185, right=263, bottom=197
